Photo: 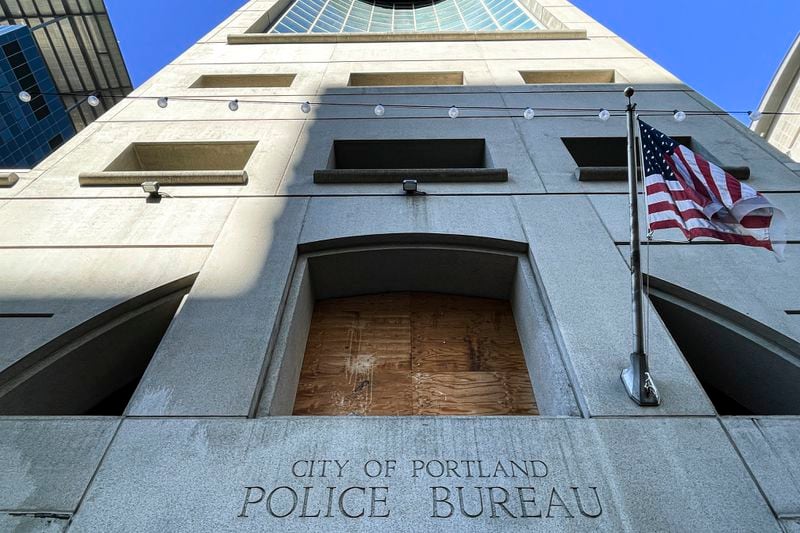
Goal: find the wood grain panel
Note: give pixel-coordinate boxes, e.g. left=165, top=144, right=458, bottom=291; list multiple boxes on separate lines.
left=293, top=292, right=537, bottom=416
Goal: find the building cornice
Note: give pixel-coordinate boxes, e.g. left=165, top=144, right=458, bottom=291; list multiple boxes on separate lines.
left=226, top=29, right=586, bottom=45
left=752, top=33, right=800, bottom=136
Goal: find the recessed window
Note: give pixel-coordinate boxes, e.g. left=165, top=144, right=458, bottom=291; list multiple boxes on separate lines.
left=106, top=142, right=256, bottom=172
left=348, top=72, right=464, bottom=87
left=314, top=139, right=507, bottom=183
left=520, top=69, right=617, bottom=84
left=190, top=73, right=296, bottom=88
left=293, top=292, right=537, bottom=416
left=257, top=247, right=579, bottom=418
left=562, top=136, right=749, bottom=182
left=80, top=141, right=257, bottom=186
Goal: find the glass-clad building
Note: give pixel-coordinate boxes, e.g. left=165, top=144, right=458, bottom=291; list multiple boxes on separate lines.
left=0, top=25, right=73, bottom=168
left=1, top=0, right=133, bottom=134
left=269, top=0, right=539, bottom=34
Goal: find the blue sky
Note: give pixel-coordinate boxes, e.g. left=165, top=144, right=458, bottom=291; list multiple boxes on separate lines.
left=107, top=0, right=799, bottom=115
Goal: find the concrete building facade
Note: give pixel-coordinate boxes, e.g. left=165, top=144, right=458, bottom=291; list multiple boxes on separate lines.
left=0, top=0, right=799, bottom=531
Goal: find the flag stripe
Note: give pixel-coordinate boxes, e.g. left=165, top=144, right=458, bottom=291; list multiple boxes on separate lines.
left=638, top=119, right=783, bottom=256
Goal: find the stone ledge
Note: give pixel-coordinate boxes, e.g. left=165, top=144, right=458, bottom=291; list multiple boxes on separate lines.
left=313, top=168, right=508, bottom=184
left=227, top=29, right=587, bottom=45
left=0, top=172, right=20, bottom=188
left=575, top=165, right=750, bottom=182
left=78, top=170, right=249, bottom=187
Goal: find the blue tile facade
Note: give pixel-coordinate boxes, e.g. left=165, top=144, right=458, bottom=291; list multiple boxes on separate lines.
left=0, top=25, right=74, bottom=168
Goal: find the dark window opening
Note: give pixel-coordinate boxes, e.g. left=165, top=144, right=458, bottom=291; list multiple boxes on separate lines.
left=520, top=69, right=617, bottom=84
left=48, top=134, right=64, bottom=151
left=190, top=73, right=296, bottom=88
left=563, top=136, right=749, bottom=182
left=0, top=276, right=195, bottom=416
left=314, top=139, right=507, bottom=183
left=650, top=284, right=800, bottom=415
left=348, top=72, right=464, bottom=87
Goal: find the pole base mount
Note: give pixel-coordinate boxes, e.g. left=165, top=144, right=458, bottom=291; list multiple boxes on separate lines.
left=621, top=362, right=661, bottom=407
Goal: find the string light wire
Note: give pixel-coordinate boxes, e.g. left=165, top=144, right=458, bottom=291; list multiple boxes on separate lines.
left=2, top=88, right=797, bottom=118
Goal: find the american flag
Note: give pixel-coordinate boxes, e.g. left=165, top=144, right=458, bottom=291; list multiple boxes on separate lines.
left=639, top=119, right=785, bottom=258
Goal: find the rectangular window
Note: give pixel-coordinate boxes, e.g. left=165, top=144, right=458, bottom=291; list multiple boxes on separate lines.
left=79, top=141, right=257, bottom=186
left=562, top=136, right=749, bottom=182
left=314, top=138, right=507, bottom=183
left=190, top=73, right=296, bottom=88
left=105, top=142, right=257, bottom=172
left=520, top=69, right=617, bottom=84
left=48, top=134, right=64, bottom=150
left=348, top=71, right=464, bottom=87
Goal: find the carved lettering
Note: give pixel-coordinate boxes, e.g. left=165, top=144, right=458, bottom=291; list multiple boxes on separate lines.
left=545, top=488, right=574, bottom=519
left=364, top=460, right=383, bottom=478
left=531, top=461, right=548, bottom=478
left=238, top=486, right=265, bottom=518
left=266, top=486, right=298, bottom=518
left=572, top=486, right=602, bottom=518
left=431, top=487, right=454, bottom=518
left=237, top=458, right=606, bottom=522
left=488, top=487, right=516, bottom=518
left=334, top=460, right=349, bottom=478
left=369, top=487, right=391, bottom=518
left=412, top=460, right=425, bottom=478
left=339, top=486, right=366, bottom=518
left=456, top=486, right=484, bottom=518
left=300, top=487, right=320, bottom=518
left=517, top=487, right=542, bottom=518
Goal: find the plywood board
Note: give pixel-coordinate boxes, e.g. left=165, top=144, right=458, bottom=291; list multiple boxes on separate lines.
left=293, top=292, right=537, bottom=416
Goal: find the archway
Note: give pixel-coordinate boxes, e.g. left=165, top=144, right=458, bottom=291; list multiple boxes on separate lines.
left=0, top=274, right=196, bottom=415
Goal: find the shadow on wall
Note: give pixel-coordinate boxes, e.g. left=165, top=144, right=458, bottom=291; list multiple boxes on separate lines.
left=0, top=81, right=791, bottom=419
left=648, top=277, right=800, bottom=416
left=0, top=275, right=196, bottom=415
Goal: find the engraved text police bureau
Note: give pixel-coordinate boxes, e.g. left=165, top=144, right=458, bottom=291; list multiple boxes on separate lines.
left=237, top=458, right=603, bottom=520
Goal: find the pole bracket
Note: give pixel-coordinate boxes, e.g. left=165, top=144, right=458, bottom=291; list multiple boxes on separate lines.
left=621, top=354, right=661, bottom=406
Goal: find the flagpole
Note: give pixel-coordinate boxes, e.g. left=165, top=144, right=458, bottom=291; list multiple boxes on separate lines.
left=621, top=87, right=661, bottom=406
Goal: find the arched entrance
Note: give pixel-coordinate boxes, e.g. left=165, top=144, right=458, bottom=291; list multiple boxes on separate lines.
left=648, top=277, right=800, bottom=415
left=0, top=274, right=196, bottom=415
left=257, top=243, right=580, bottom=417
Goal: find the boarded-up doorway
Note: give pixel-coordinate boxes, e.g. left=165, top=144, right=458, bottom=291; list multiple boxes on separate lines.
left=293, top=292, right=537, bottom=416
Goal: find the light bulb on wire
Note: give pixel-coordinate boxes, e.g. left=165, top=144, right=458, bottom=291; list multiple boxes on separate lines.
left=157, top=97, right=169, bottom=109
left=228, top=99, right=239, bottom=112
left=448, top=105, right=459, bottom=119
left=673, top=110, right=686, bottom=122
left=523, top=107, right=535, bottom=120
left=18, top=91, right=32, bottom=103
left=301, top=101, right=311, bottom=114
left=749, top=110, right=763, bottom=121
left=87, top=94, right=100, bottom=107
left=374, top=104, right=385, bottom=117
left=598, top=109, right=610, bottom=121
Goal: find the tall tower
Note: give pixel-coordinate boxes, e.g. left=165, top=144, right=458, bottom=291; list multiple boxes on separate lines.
left=0, top=1, right=798, bottom=531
